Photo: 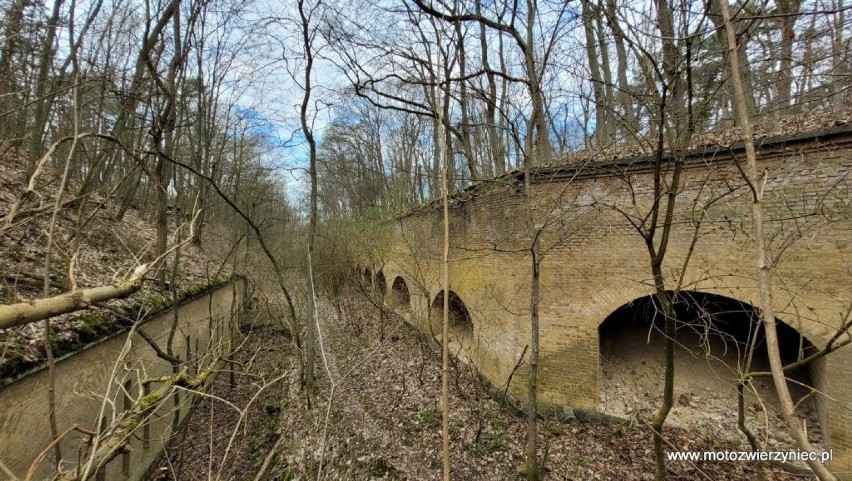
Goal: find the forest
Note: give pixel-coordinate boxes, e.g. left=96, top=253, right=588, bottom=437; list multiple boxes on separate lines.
left=0, top=0, right=850, bottom=479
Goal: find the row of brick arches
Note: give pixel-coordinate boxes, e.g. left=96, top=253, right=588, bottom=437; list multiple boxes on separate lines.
left=373, top=128, right=850, bottom=472
left=360, top=266, right=826, bottom=450
left=360, top=268, right=474, bottom=341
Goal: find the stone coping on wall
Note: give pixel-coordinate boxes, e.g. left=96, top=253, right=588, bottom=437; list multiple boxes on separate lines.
left=396, top=122, right=852, bottom=220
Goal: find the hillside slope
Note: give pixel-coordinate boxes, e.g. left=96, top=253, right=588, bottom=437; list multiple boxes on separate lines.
left=0, top=152, right=234, bottom=383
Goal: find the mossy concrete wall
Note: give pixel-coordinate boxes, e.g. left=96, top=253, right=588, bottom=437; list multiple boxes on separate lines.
left=0, top=279, right=244, bottom=480
left=368, top=127, right=851, bottom=476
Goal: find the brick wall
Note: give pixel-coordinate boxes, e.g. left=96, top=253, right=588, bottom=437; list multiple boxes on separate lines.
left=369, top=126, right=852, bottom=477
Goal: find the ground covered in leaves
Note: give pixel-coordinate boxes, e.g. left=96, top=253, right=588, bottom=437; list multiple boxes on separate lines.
left=148, top=310, right=299, bottom=481
left=161, top=289, right=807, bottom=480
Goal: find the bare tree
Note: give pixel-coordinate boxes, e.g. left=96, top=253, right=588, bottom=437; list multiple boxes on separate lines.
left=719, top=1, right=838, bottom=479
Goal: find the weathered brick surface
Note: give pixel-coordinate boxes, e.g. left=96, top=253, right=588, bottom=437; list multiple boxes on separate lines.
left=368, top=126, right=851, bottom=476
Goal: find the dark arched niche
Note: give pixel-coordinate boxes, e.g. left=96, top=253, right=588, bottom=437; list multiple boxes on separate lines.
left=389, top=276, right=411, bottom=309
left=597, top=291, right=825, bottom=446
left=430, top=290, right=473, bottom=339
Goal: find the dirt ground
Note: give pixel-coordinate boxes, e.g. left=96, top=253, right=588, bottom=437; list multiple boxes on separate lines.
left=154, top=290, right=812, bottom=480
left=600, top=324, right=825, bottom=454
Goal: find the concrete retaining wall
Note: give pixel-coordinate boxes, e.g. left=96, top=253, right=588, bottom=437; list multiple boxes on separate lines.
left=0, top=279, right=245, bottom=480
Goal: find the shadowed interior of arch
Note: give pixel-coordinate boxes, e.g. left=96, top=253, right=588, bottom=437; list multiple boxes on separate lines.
left=374, top=270, right=387, bottom=296
left=429, top=290, right=473, bottom=339
left=389, top=276, right=410, bottom=309
left=597, top=291, right=826, bottom=448
left=362, top=267, right=372, bottom=287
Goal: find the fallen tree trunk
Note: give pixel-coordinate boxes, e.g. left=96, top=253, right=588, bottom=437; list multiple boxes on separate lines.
left=0, top=265, right=147, bottom=330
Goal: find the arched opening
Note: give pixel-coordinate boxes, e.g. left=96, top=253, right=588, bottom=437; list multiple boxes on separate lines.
left=598, top=291, right=825, bottom=449
left=362, top=268, right=372, bottom=287
left=389, top=276, right=411, bottom=309
left=429, top=290, right=473, bottom=339
left=374, top=270, right=387, bottom=296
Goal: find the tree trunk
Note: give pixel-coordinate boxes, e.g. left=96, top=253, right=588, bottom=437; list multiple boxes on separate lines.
left=594, top=3, right=615, bottom=142
left=154, top=157, right=170, bottom=289
left=0, top=0, right=30, bottom=145
left=831, top=0, right=847, bottom=119
left=525, top=0, right=552, bottom=165
left=74, top=0, right=180, bottom=204
left=0, top=265, right=149, bottom=329
left=436, top=83, right=452, bottom=481
left=706, top=0, right=757, bottom=120
left=719, top=1, right=836, bottom=479
left=582, top=0, right=608, bottom=146
left=58, top=367, right=215, bottom=481
left=775, top=0, right=800, bottom=116
left=650, top=273, right=676, bottom=480
left=524, top=234, right=541, bottom=480
left=498, top=30, right=511, bottom=170
left=41, top=78, right=81, bottom=470
left=604, top=0, right=638, bottom=135
left=455, top=21, right=477, bottom=183
left=649, top=1, right=689, bottom=478
left=299, top=0, right=317, bottom=386
left=26, top=0, right=66, bottom=180
left=477, top=0, right=505, bottom=176
left=523, top=1, right=543, bottom=470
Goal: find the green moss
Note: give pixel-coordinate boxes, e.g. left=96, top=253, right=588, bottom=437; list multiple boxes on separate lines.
left=520, top=464, right=542, bottom=479
left=72, top=310, right=121, bottom=345
left=417, top=409, right=438, bottom=427
left=547, top=422, right=565, bottom=437
left=45, top=329, right=79, bottom=357
left=123, top=299, right=142, bottom=313
left=0, top=337, right=26, bottom=380
left=77, top=321, right=98, bottom=336
left=149, top=294, right=171, bottom=310
left=138, top=391, right=163, bottom=411
left=246, top=440, right=259, bottom=456
left=176, top=274, right=232, bottom=301
left=77, top=311, right=109, bottom=336
left=122, top=417, right=139, bottom=433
